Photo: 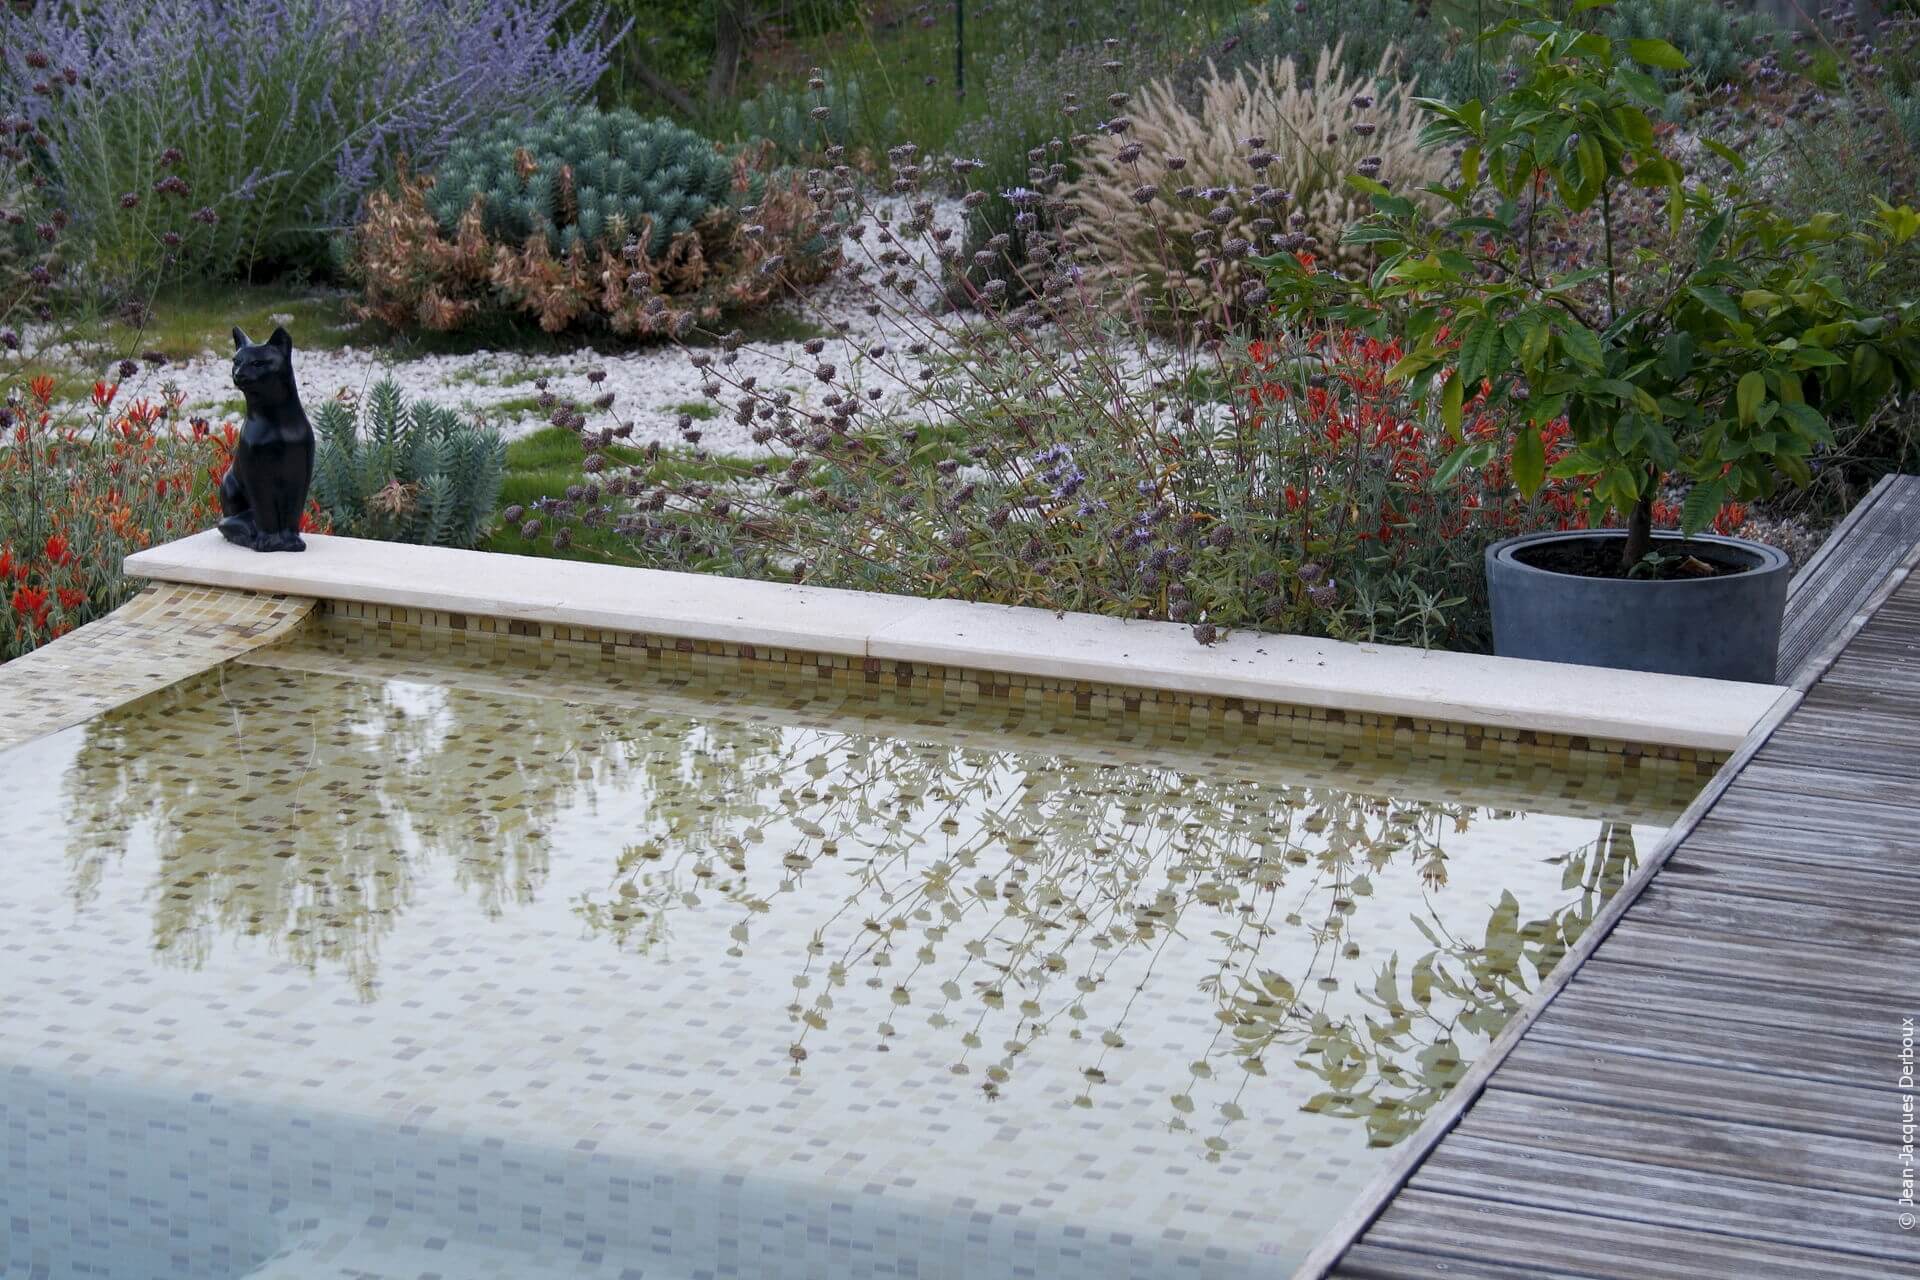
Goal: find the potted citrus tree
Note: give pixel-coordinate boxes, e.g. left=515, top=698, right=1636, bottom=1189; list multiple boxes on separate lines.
left=1264, top=0, right=1918, bottom=682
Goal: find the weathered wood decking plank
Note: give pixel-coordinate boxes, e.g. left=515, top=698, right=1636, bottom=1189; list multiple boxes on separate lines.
left=1565, top=956, right=1895, bottom=1042
left=1775, top=474, right=1920, bottom=682
left=1624, top=879, right=1902, bottom=951
left=1354, top=1191, right=1894, bottom=1279
left=1453, top=1090, right=1886, bottom=1197
left=1735, top=758, right=1920, bottom=806
left=1751, top=729, right=1920, bottom=778
left=1485, top=1039, right=1882, bottom=1138
left=1407, top=1136, right=1896, bottom=1258
left=1597, top=919, right=1909, bottom=995
left=1334, top=1243, right=1591, bottom=1280
left=1527, top=996, right=1883, bottom=1089
left=1656, top=845, right=1913, bottom=909
left=1315, top=541, right=1920, bottom=1279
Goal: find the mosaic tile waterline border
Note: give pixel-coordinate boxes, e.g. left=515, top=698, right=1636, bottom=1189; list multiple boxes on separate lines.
left=0, top=582, right=1725, bottom=778
left=319, top=598, right=1726, bottom=775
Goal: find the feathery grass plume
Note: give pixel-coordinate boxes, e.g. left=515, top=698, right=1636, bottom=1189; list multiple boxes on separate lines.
left=1064, top=44, right=1448, bottom=330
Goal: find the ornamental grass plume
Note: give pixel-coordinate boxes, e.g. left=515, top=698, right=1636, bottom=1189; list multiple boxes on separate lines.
left=1063, top=43, right=1449, bottom=330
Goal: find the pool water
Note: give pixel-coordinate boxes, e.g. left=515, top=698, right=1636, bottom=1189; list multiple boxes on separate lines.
left=0, top=618, right=1700, bottom=1278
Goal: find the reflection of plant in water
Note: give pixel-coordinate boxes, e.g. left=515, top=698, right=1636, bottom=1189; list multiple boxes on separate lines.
left=59, top=661, right=666, bottom=999
left=1258, top=821, right=1638, bottom=1149
left=575, top=727, right=1638, bottom=1160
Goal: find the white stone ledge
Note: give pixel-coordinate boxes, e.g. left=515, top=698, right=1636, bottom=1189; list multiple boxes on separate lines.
left=126, top=531, right=1792, bottom=752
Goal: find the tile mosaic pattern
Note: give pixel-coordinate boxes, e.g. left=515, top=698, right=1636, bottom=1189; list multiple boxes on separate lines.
left=0, top=582, right=313, bottom=753
left=1, top=613, right=1702, bottom=1279
left=322, top=598, right=1728, bottom=771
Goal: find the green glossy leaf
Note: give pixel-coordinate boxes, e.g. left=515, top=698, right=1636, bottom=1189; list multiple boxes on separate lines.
left=1702, top=138, right=1747, bottom=174
left=1612, top=106, right=1654, bottom=150
left=1792, top=346, right=1846, bottom=368
left=1736, top=371, right=1766, bottom=425
left=1628, top=38, right=1690, bottom=71
left=1460, top=319, right=1503, bottom=387
left=1695, top=209, right=1731, bottom=270
left=1432, top=439, right=1494, bottom=488
left=1679, top=475, right=1725, bottom=536
left=1688, top=285, right=1743, bottom=327
left=1659, top=332, right=1694, bottom=382
left=1615, top=67, right=1668, bottom=106
left=1559, top=323, right=1605, bottom=371
left=1781, top=402, right=1834, bottom=444
left=1512, top=424, right=1546, bottom=496
left=1575, top=133, right=1606, bottom=207
left=1645, top=419, right=1681, bottom=473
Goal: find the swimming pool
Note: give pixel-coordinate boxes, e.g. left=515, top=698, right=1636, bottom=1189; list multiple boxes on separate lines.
left=0, top=610, right=1702, bottom=1278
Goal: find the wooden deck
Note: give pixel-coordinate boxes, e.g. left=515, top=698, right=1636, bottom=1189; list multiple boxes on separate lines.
left=1304, top=535, right=1920, bottom=1278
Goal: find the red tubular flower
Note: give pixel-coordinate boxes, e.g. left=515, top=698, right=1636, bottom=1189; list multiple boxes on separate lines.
left=91, top=381, right=119, bottom=410
left=56, top=586, right=86, bottom=612
left=11, top=586, right=49, bottom=627
left=43, top=533, right=71, bottom=566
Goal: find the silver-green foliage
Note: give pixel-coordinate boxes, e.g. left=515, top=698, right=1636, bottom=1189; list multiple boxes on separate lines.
left=736, top=72, right=898, bottom=162
left=312, top=380, right=506, bottom=548
left=425, top=107, right=735, bottom=258
left=1602, top=0, right=1769, bottom=92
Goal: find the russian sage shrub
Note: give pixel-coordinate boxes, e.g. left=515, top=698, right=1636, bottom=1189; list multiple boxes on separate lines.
left=0, top=0, right=618, bottom=284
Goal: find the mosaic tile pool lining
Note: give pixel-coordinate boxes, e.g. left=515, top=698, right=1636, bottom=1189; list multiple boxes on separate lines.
left=2, top=611, right=1704, bottom=1279
left=0, top=581, right=313, bottom=753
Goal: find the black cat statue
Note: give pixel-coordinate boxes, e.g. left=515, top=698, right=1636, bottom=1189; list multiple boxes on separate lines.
left=218, top=326, right=315, bottom=553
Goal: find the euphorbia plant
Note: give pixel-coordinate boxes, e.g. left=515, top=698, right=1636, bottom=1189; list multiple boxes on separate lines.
left=1265, top=0, right=1920, bottom=574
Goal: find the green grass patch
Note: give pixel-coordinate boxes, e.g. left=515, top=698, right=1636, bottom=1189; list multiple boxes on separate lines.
left=483, top=394, right=552, bottom=422
left=87, top=282, right=358, bottom=365
left=482, top=426, right=762, bottom=564
left=671, top=401, right=718, bottom=420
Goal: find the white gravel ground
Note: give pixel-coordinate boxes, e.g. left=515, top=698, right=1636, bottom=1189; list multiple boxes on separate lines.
left=30, top=198, right=984, bottom=456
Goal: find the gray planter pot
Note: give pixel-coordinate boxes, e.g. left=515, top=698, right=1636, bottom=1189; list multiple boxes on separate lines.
left=1485, top=530, right=1790, bottom=684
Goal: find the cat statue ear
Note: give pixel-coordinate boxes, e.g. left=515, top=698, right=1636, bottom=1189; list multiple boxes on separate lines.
left=267, top=326, right=292, bottom=353
left=232, top=326, right=252, bottom=351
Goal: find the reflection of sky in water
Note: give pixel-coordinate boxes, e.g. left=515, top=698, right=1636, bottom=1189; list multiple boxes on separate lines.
left=0, top=624, right=1698, bottom=1279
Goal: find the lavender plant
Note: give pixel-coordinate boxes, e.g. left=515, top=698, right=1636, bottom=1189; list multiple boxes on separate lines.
left=0, top=0, right=620, bottom=284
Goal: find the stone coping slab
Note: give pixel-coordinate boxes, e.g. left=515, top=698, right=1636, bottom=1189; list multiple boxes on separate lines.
left=125, top=530, right=1791, bottom=752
